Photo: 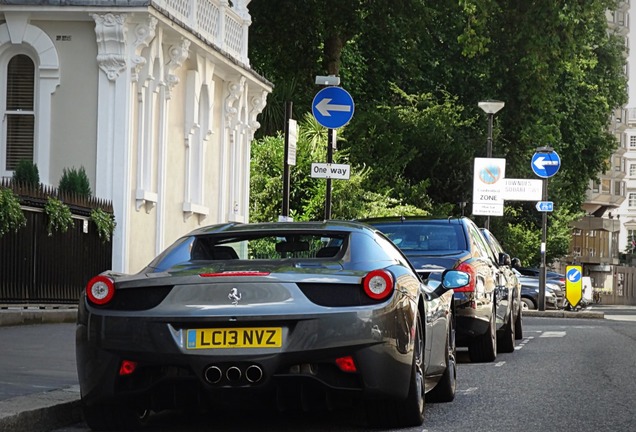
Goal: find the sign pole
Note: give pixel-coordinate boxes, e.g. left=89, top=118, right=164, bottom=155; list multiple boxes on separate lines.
left=539, top=177, right=548, bottom=311
left=282, top=101, right=292, bottom=218
left=311, top=82, right=354, bottom=221
left=325, top=129, right=334, bottom=220
left=530, top=146, right=561, bottom=311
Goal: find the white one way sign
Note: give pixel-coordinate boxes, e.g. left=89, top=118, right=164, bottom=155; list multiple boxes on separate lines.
left=311, top=163, right=350, bottom=180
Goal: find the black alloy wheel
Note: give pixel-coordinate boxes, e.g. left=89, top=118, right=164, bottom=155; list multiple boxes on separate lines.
left=514, top=304, right=523, bottom=340
left=468, top=301, right=497, bottom=363
left=497, top=307, right=515, bottom=353
left=426, top=312, right=456, bottom=402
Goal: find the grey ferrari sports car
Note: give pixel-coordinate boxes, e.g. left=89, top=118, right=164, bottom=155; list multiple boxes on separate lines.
left=76, top=220, right=466, bottom=430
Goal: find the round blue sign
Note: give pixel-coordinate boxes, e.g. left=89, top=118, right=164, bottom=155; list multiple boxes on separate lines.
left=531, top=151, right=561, bottom=178
left=566, top=268, right=581, bottom=283
left=311, top=87, right=355, bottom=129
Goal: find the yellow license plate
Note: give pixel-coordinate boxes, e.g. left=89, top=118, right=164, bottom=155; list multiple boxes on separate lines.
left=186, top=327, right=282, bottom=349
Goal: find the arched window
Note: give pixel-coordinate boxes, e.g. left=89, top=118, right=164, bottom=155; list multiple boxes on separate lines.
left=3, top=54, right=35, bottom=172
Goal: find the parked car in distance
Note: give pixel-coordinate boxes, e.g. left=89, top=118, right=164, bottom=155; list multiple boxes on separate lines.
left=512, top=268, right=564, bottom=309
left=515, top=266, right=565, bottom=286
left=478, top=228, right=523, bottom=343
left=518, top=279, right=559, bottom=310
left=363, top=216, right=514, bottom=363
left=77, top=220, right=465, bottom=430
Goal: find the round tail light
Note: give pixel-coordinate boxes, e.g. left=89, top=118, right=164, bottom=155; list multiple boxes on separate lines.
left=363, top=269, right=394, bottom=300
left=86, top=275, right=115, bottom=305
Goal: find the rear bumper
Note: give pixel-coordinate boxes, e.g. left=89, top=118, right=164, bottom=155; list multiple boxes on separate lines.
left=76, top=303, right=415, bottom=408
left=453, top=293, right=492, bottom=346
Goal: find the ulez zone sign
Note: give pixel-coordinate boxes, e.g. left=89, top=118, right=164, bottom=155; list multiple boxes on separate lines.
left=310, top=163, right=351, bottom=180
left=472, top=158, right=506, bottom=216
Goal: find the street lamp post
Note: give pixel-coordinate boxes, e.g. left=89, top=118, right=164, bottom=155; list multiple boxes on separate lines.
left=478, top=100, right=505, bottom=230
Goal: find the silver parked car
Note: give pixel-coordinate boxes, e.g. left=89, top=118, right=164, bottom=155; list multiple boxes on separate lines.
left=76, top=220, right=466, bottom=430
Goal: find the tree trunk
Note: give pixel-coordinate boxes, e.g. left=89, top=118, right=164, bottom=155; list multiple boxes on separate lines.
left=324, top=34, right=344, bottom=76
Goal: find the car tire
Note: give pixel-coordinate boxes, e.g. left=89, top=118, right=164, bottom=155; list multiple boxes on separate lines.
left=82, top=403, right=150, bottom=431
left=521, top=297, right=536, bottom=311
left=426, top=314, right=456, bottom=403
left=497, top=308, right=515, bottom=353
left=365, top=312, right=425, bottom=428
left=514, top=305, right=523, bottom=340
left=468, top=302, right=497, bottom=363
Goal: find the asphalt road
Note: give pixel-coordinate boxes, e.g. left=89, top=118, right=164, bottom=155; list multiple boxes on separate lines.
left=42, top=305, right=636, bottom=432
left=1, top=305, right=633, bottom=431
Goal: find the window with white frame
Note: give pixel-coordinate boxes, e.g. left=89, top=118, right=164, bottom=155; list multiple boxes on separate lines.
left=630, top=164, right=636, bottom=176
left=629, top=192, right=636, bottom=207
left=601, top=179, right=611, bottom=193
left=2, top=54, right=35, bottom=174
left=631, top=135, right=636, bottom=149
left=615, top=180, right=624, bottom=196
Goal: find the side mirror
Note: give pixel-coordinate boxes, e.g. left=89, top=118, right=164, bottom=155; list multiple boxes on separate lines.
left=441, top=269, right=471, bottom=290
left=498, top=252, right=511, bottom=267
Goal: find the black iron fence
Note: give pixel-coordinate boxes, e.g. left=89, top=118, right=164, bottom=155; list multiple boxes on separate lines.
left=1, top=182, right=112, bottom=305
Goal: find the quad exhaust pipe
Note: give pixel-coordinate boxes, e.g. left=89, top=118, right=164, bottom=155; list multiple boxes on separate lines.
left=204, top=364, right=263, bottom=385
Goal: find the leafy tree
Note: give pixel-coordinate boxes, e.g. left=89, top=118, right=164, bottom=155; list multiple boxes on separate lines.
left=249, top=114, right=428, bottom=222
left=248, top=0, right=627, bottom=265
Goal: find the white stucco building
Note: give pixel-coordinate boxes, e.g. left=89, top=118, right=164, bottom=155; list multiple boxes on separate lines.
left=0, top=0, right=272, bottom=272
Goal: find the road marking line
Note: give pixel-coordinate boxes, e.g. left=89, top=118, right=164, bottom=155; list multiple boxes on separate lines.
left=540, top=331, right=566, bottom=338
left=495, top=361, right=506, bottom=367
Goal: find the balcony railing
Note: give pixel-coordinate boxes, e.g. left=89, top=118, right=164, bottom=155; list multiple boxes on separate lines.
left=152, top=0, right=250, bottom=66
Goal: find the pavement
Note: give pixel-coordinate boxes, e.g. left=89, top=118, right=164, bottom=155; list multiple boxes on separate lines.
left=0, top=303, right=627, bottom=432
left=0, top=307, right=80, bottom=432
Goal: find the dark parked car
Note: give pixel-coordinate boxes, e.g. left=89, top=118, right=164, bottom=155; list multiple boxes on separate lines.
left=515, top=266, right=566, bottom=286
left=363, top=217, right=515, bottom=363
left=517, top=276, right=559, bottom=310
left=77, top=220, right=465, bottom=430
left=478, top=228, right=523, bottom=342
left=512, top=268, right=565, bottom=309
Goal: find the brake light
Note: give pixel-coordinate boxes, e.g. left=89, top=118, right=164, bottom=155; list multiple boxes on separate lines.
left=86, top=275, right=115, bottom=305
left=119, top=360, right=138, bottom=376
left=335, top=356, right=357, bottom=373
left=363, top=269, right=394, bottom=300
left=454, top=263, right=476, bottom=292
left=200, top=271, right=270, bottom=277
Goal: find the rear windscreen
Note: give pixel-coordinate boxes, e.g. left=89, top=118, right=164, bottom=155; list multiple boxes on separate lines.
left=371, top=223, right=467, bottom=252
left=145, top=232, right=348, bottom=272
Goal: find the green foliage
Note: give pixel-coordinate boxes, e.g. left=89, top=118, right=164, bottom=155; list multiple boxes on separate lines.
left=12, top=160, right=40, bottom=187
left=0, top=188, right=26, bottom=237
left=90, top=208, right=116, bottom=242
left=44, top=197, right=73, bottom=236
left=58, top=166, right=92, bottom=198
left=249, top=113, right=429, bottom=222
left=344, top=86, right=479, bottom=208
left=249, top=1, right=627, bottom=262
left=495, top=205, right=583, bottom=266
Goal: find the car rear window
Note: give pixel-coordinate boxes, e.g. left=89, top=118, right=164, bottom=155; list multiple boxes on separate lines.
left=145, top=232, right=348, bottom=272
left=371, top=222, right=467, bottom=251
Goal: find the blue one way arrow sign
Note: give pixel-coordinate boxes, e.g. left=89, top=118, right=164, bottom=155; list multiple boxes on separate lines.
left=531, top=151, right=561, bottom=178
left=535, top=201, right=554, bottom=212
left=312, top=87, right=355, bottom=129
